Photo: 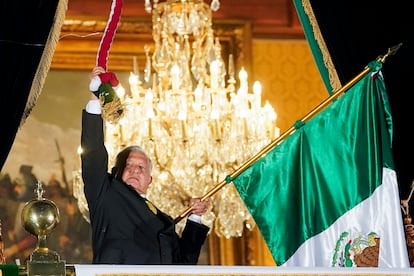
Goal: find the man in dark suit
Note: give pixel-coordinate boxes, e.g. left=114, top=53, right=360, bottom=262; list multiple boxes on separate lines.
left=81, top=67, right=210, bottom=265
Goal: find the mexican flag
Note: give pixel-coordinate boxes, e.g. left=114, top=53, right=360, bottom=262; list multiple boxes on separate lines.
left=232, top=65, right=409, bottom=267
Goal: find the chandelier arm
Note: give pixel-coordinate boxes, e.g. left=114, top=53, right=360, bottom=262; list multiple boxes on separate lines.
left=173, top=45, right=399, bottom=224
left=151, top=140, right=174, bottom=170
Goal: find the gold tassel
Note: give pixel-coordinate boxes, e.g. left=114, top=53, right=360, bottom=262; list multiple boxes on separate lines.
left=101, top=96, right=124, bottom=124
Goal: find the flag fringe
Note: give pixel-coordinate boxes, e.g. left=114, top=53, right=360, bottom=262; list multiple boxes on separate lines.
left=300, top=0, right=342, bottom=92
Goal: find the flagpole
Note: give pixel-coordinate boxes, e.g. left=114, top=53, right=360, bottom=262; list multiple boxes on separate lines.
left=174, top=43, right=402, bottom=223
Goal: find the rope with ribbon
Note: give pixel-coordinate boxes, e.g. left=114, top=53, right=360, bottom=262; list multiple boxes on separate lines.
left=401, top=180, right=414, bottom=218
left=89, top=0, right=124, bottom=123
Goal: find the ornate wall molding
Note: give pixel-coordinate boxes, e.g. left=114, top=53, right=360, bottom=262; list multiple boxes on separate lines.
left=52, top=16, right=252, bottom=73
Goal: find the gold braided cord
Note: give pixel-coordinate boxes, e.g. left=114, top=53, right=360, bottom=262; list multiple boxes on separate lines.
left=301, top=0, right=342, bottom=92
left=101, top=97, right=124, bottom=124
left=20, top=0, right=69, bottom=127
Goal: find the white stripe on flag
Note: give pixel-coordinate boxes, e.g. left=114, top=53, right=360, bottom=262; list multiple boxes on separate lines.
left=284, top=168, right=409, bottom=267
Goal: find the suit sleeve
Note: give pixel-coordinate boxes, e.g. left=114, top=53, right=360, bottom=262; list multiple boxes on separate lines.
left=179, top=219, right=210, bottom=264
left=81, top=110, right=110, bottom=215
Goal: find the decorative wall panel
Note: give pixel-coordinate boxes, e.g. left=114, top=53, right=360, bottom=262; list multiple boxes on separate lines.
left=252, top=40, right=327, bottom=132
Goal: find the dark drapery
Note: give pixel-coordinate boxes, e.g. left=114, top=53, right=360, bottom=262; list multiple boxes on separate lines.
left=294, top=0, right=413, bottom=197
left=0, top=0, right=67, bottom=170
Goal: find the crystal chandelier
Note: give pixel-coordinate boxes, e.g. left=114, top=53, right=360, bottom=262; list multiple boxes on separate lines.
left=74, top=0, right=279, bottom=238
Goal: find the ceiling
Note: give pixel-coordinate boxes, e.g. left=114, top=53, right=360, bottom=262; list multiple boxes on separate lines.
left=65, top=0, right=304, bottom=39
left=54, top=0, right=305, bottom=72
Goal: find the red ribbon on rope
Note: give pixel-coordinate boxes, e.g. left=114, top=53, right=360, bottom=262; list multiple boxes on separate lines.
left=87, top=0, right=124, bottom=124
left=96, top=0, right=123, bottom=70
left=90, top=0, right=123, bottom=99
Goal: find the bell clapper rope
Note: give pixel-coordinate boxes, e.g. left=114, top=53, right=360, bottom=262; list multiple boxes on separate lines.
left=401, top=179, right=414, bottom=258
left=401, top=180, right=414, bottom=218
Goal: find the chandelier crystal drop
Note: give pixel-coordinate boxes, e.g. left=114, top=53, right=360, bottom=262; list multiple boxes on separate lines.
left=74, top=0, right=279, bottom=238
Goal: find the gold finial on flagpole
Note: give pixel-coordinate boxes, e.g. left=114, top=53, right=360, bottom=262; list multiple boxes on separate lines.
left=377, top=43, right=402, bottom=63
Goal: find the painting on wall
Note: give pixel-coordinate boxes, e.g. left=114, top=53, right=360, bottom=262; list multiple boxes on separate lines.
left=0, top=69, right=98, bottom=264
